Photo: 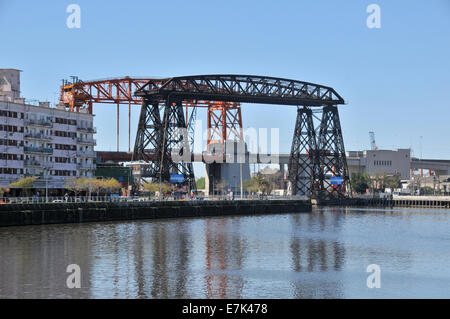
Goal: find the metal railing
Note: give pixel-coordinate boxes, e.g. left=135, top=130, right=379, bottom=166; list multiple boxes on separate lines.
left=24, top=147, right=53, bottom=154
left=24, top=119, right=53, bottom=127
left=76, top=150, right=96, bottom=157
left=0, top=195, right=306, bottom=205
left=24, top=133, right=52, bottom=141
left=24, top=160, right=42, bottom=167
left=77, top=138, right=96, bottom=145
left=23, top=160, right=53, bottom=168
left=77, top=163, right=96, bottom=170
left=76, top=127, right=97, bottom=133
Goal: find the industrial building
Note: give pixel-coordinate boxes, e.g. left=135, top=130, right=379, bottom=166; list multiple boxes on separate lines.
left=95, top=151, right=134, bottom=195
left=346, top=149, right=412, bottom=179
left=205, top=140, right=251, bottom=196
left=0, top=69, right=96, bottom=192
left=346, top=148, right=450, bottom=180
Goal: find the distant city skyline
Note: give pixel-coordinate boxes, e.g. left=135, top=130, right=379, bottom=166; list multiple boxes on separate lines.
left=1, top=0, right=449, bottom=162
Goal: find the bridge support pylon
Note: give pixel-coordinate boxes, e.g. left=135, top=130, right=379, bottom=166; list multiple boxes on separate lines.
left=316, top=105, right=350, bottom=199
left=288, top=107, right=319, bottom=198
left=133, top=98, right=196, bottom=191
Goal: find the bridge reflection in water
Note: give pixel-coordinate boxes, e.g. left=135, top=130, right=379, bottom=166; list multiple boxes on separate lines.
left=2, top=207, right=437, bottom=299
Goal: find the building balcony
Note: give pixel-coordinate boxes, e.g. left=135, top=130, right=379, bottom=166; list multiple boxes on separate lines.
left=76, top=150, right=96, bottom=158
left=24, top=119, right=53, bottom=128
left=24, top=173, right=44, bottom=177
left=77, top=138, right=97, bottom=145
left=23, top=162, right=51, bottom=170
left=24, top=147, right=53, bottom=155
left=24, top=160, right=43, bottom=168
left=24, top=133, right=52, bottom=141
left=77, top=163, right=96, bottom=170
left=77, top=126, right=97, bottom=133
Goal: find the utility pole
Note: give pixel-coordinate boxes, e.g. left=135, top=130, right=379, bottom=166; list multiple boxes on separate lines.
left=420, top=136, right=423, bottom=160
left=240, top=162, right=243, bottom=199
left=117, top=103, right=120, bottom=152
left=45, top=168, right=48, bottom=203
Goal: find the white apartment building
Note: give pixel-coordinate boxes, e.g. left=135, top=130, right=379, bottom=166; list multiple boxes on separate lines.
left=0, top=69, right=96, bottom=190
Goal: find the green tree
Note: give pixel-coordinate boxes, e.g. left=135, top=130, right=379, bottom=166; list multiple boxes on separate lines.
left=196, top=177, right=205, bottom=189
left=421, top=186, right=434, bottom=195
left=0, top=187, right=10, bottom=197
left=90, top=179, right=110, bottom=196
left=263, top=170, right=282, bottom=193
left=212, top=181, right=227, bottom=195
left=385, top=174, right=400, bottom=189
left=143, top=182, right=171, bottom=195
left=254, top=173, right=270, bottom=194
left=350, top=173, right=371, bottom=194
left=75, top=178, right=97, bottom=198
left=241, top=173, right=271, bottom=195
left=143, top=182, right=160, bottom=194
left=104, top=178, right=121, bottom=194
left=10, top=176, right=38, bottom=196
left=241, top=179, right=258, bottom=193
left=65, top=177, right=83, bottom=196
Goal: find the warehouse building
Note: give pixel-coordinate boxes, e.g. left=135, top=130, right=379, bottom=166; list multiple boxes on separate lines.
left=346, top=149, right=412, bottom=179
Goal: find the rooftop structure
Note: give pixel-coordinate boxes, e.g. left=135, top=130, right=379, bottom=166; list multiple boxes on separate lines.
left=0, top=69, right=21, bottom=102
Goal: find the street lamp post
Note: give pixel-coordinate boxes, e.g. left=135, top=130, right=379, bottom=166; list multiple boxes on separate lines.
left=240, top=162, right=243, bottom=199
left=44, top=168, right=48, bottom=203
left=210, top=174, right=214, bottom=198
left=233, top=175, right=236, bottom=201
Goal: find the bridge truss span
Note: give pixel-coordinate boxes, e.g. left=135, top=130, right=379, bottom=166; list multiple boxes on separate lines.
left=134, top=74, right=350, bottom=200
left=136, top=75, right=345, bottom=106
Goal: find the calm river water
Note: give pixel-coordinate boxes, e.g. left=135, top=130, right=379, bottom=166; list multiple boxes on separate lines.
left=1, top=206, right=450, bottom=299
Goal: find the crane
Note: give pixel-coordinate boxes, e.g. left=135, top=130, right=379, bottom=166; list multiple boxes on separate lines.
left=369, top=131, right=378, bottom=150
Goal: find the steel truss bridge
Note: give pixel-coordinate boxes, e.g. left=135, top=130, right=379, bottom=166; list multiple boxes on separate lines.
left=60, top=74, right=349, bottom=200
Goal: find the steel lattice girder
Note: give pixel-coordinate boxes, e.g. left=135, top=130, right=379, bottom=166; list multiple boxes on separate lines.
left=135, top=75, right=345, bottom=106
left=207, top=103, right=243, bottom=145
left=161, top=101, right=195, bottom=188
left=288, top=107, right=319, bottom=197
left=133, top=99, right=195, bottom=189
left=316, top=106, right=350, bottom=199
left=59, top=77, right=242, bottom=114
left=133, top=75, right=347, bottom=198
left=60, top=77, right=155, bottom=112
left=133, top=100, right=163, bottom=179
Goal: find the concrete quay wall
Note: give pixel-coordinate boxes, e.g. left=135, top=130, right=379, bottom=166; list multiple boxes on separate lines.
left=0, top=200, right=312, bottom=227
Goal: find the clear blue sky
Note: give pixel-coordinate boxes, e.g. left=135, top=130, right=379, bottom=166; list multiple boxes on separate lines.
left=1, top=0, right=449, bottom=165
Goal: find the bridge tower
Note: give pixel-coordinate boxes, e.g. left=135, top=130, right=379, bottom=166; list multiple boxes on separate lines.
left=133, top=99, right=195, bottom=190
left=288, top=106, right=350, bottom=200
left=132, top=75, right=348, bottom=199
left=316, top=105, right=350, bottom=199
left=207, top=102, right=243, bottom=145
left=288, top=107, right=319, bottom=198
left=205, top=102, right=251, bottom=196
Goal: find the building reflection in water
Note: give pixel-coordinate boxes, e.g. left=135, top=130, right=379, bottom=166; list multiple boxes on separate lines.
left=0, top=213, right=348, bottom=299
left=289, top=209, right=346, bottom=298
left=0, top=223, right=94, bottom=299
left=204, top=218, right=245, bottom=299
left=87, top=220, right=192, bottom=299
left=0, top=206, right=420, bottom=299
